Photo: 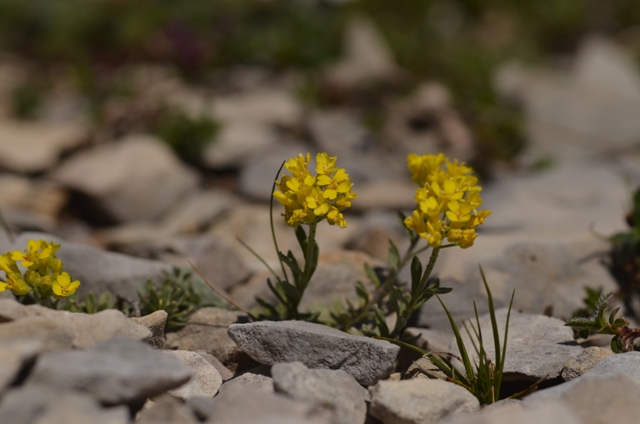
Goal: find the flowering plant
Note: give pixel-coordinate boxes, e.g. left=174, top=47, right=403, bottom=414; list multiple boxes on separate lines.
left=0, top=239, right=81, bottom=307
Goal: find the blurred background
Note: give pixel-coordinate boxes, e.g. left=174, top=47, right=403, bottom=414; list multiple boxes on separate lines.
left=1, top=0, right=640, bottom=311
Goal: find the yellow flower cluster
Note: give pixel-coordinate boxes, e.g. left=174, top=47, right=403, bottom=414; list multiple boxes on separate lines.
left=404, top=153, right=491, bottom=249
left=273, top=153, right=357, bottom=228
left=0, top=240, right=80, bottom=298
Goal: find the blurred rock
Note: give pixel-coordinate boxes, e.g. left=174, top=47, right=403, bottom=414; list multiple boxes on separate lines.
left=194, top=350, right=235, bottom=381
left=51, top=134, right=199, bottom=223
left=326, top=16, right=399, bottom=86
left=308, top=109, right=369, bottom=156
left=137, top=394, right=199, bottom=424
left=0, top=339, right=43, bottom=396
left=561, top=346, right=614, bottom=381
left=0, top=174, right=67, bottom=232
left=351, top=179, right=417, bottom=211
left=369, top=379, right=479, bottom=424
left=25, top=337, right=191, bottom=406
left=164, top=307, right=254, bottom=373
left=0, top=231, right=171, bottom=302
left=212, top=88, right=303, bottom=127
left=104, top=189, right=235, bottom=249
left=230, top=251, right=381, bottom=316
left=0, top=385, right=130, bottom=424
left=0, top=119, right=89, bottom=173
left=228, top=320, right=399, bottom=385
left=272, top=362, right=368, bottom=424
left=203, top=121, right=280, bottom=169
left=451, top=309, right=582, bottom=381
left=444, top=400, right=580, bottom=424
left=163, top=350, right=223, bottom=400
left=129, top=310, right=168, bottom=348
left=219, top=365, right=273, bottom=394
left=345, top=210, right=407, bottom=261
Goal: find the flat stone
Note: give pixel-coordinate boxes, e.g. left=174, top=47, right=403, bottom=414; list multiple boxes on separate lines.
left=136, top=394, right=199, bottom=424
left=369, top=378, right=479, bottom=424
left=219, top=365, right=274, bottom=394
left=212, top=88, right=302, bottom=127
left=451, top=309, right=582, bottom=381
left=0, top=232, right=171, bottom=301
left=0, top=339, right=43, bottom=395
left=163, top=350, right=222, bottom=399
left=227, top=320, right=399, bottom=385
left=272, top=362, right=368, bottom=424
left=194, top=350, right=234, bottom=381
left=0, top=119, right=89, bottom=173
left=308, top=110, right=369, bottom=156
left=445, top=400, right=581, bottom=424
left=164, top=307, right=254, bottom=372
left=206, top=385, right=332, bottom=424
left=129, top=310, right=168, bottom=348
left=50, top=134, right=199, bottom=223
left=203, top=121, right=279, bottom=169
left=561, top=346, right=614, bottom=381
left=24, top=337, right=191, bottom=406
left=0, top=306, right=152, bottom=351
left=0, top=385, right=129, bottom=424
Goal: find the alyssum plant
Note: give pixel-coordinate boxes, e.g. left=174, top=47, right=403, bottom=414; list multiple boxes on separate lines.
left=245, top=151, right=492, bottom=341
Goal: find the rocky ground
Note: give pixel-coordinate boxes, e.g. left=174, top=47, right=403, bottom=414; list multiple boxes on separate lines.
left=1, top=23, right=640, bottom=424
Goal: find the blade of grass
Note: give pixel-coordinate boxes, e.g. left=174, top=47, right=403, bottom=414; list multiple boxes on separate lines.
left=435, top=294, right=476, bottom=384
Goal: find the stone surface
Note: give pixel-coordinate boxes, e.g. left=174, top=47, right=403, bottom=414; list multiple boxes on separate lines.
left=163, top=350, right=223, bottom=399
left=220, top=371, right=274, bottom=394
left=104, top=189, right=234, bottom=248
left=308, top=110, right=369, bottom=156
left=419, top=232, right=619, bottom=331
left=444, top=401, right=581, bottom=424
left=0, top=385, right=129, bottom=424
left=203, top=121, right=279, bottom=169
left=370, top=378, right=479, bottom=424
left=212, top=88, right=302, bottom=127
left=451, top=309, right=582, bottom=381
left=129, top=310, right=168, bottom=348
left=136, top=394, right=199, bottom=424
left=0, top=232, right=171, bottom=301
left=0, top=339, right=43, bottom=395
left=272, top=362, right=368, bottom=424
left=232, top=251, right=380, bottom=318
left=164, top=307, right=254, bottom=372
left=326, top=16, right=398, bottom=86
left=24, top=337, right=190, bottom=406
left=194, top=350, right=234, bottom=381
left=228, top=320, right=399, bottom=385
left=561, top=346, right=614, bottom=381
left=206, top=385, right=332, bottom=424
left=0, top=119, right=88, bottom=173
left=0, top=304, right=152, bottom=351
left=51, top=134, right=199, bottom=223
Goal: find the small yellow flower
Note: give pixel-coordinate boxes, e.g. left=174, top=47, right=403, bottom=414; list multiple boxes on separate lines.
left=405, top=153, right=490, bottom=248
left=274, top=152, right=356, bottom=228
left=1, top=276, right=30, bottom=296
left=52, top=272, right=80, bottom=298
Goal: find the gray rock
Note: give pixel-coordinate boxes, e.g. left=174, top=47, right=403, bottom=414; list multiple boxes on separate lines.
left=25, top=337, right=191, bottom=406
left=0, top=306, right=151, bottom=351
left=220, top=365, right=274, bottom=394
left=206, top=385, right=332, bottom=424
left=163, top=350, right=222, bottom=399
left=326, top=16, right=399, bottom=86
left=194, top=350, right=234, bottom=381
left=451, top=309, right=582, bottom=381
left=403, top=328, right=451, bottom=354
left=129, top=310, right=168, bottom=348
left=203, top=121, right=279, bottom=169
left=524, top=351, right=640, bottom=406
left=444, top=400, right=581, bottom=424
left=104, top=189, right=235, bottom=249
left=164, top=307, right=254, bottom=372
left=561, top=346, right=614, bottom=381
left=405, top=356, right=449, bottom=381
left=0, top=231, right=171, bottom=301
left=212, top=88, right=302, bottom=128
left=0, top=298, right=29, bottom=322
left=0, top=385, right=129, bottom=424
left=369, top=379, right=479, bottom=424
left=50, top=134, right=199, bottom=223
left=350, top=180, right=417, bottom=211
left=0, top=339, right=43, bottom=395
left=308, top=110, right=369, bottom=156
left=419, top=233, right=619, bottom=331
left=227, top=320, right=399, bottom=385
left=137, top=394, right=199, bottom=424
left=272, top=362, right=368, bottom=424
left=0, top=119, right=89, bottom=173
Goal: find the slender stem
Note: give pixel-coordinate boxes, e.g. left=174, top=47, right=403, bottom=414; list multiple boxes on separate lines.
left=189, top=261, right=254, bottom=319
left=418, top=246, right=441, bottom=291
left=300, top=222, right=318, bottom=291
left=270, top=161, right=289, bottom=283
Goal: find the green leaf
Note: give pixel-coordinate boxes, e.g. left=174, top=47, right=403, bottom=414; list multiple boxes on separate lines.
left=364, top=264, right=381, bottom=288
left=295, top=225, right=307, bottom=251
left=410, top=256, right=422, bottom=295
left=255, top=296, right=281, bottom=318
left=278, top=251, right=302, bottom=276
left=388, top=240, right=401, bottom=271
left=611, top=335, right=624, bottom=353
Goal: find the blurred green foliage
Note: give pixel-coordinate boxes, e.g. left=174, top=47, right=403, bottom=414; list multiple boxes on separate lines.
left=153, top=108, right=220, bottom=164
left=0, top=0, right=638, bottom=168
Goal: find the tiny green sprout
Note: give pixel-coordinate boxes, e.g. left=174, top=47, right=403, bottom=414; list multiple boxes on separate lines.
left=565, top=292, right=640, bottom=353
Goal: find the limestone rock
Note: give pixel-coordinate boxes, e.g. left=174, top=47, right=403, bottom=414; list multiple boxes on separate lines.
left=561, top=346, right=614, bottom=381
left=163, top=350, right=223, bottom=400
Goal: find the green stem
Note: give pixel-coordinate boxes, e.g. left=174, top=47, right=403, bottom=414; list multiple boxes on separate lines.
left=300, top=222, right=318, bottom=292
left=418, top=246, right=441, bottom=292
left=270, top=161, right=289, bottom=283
